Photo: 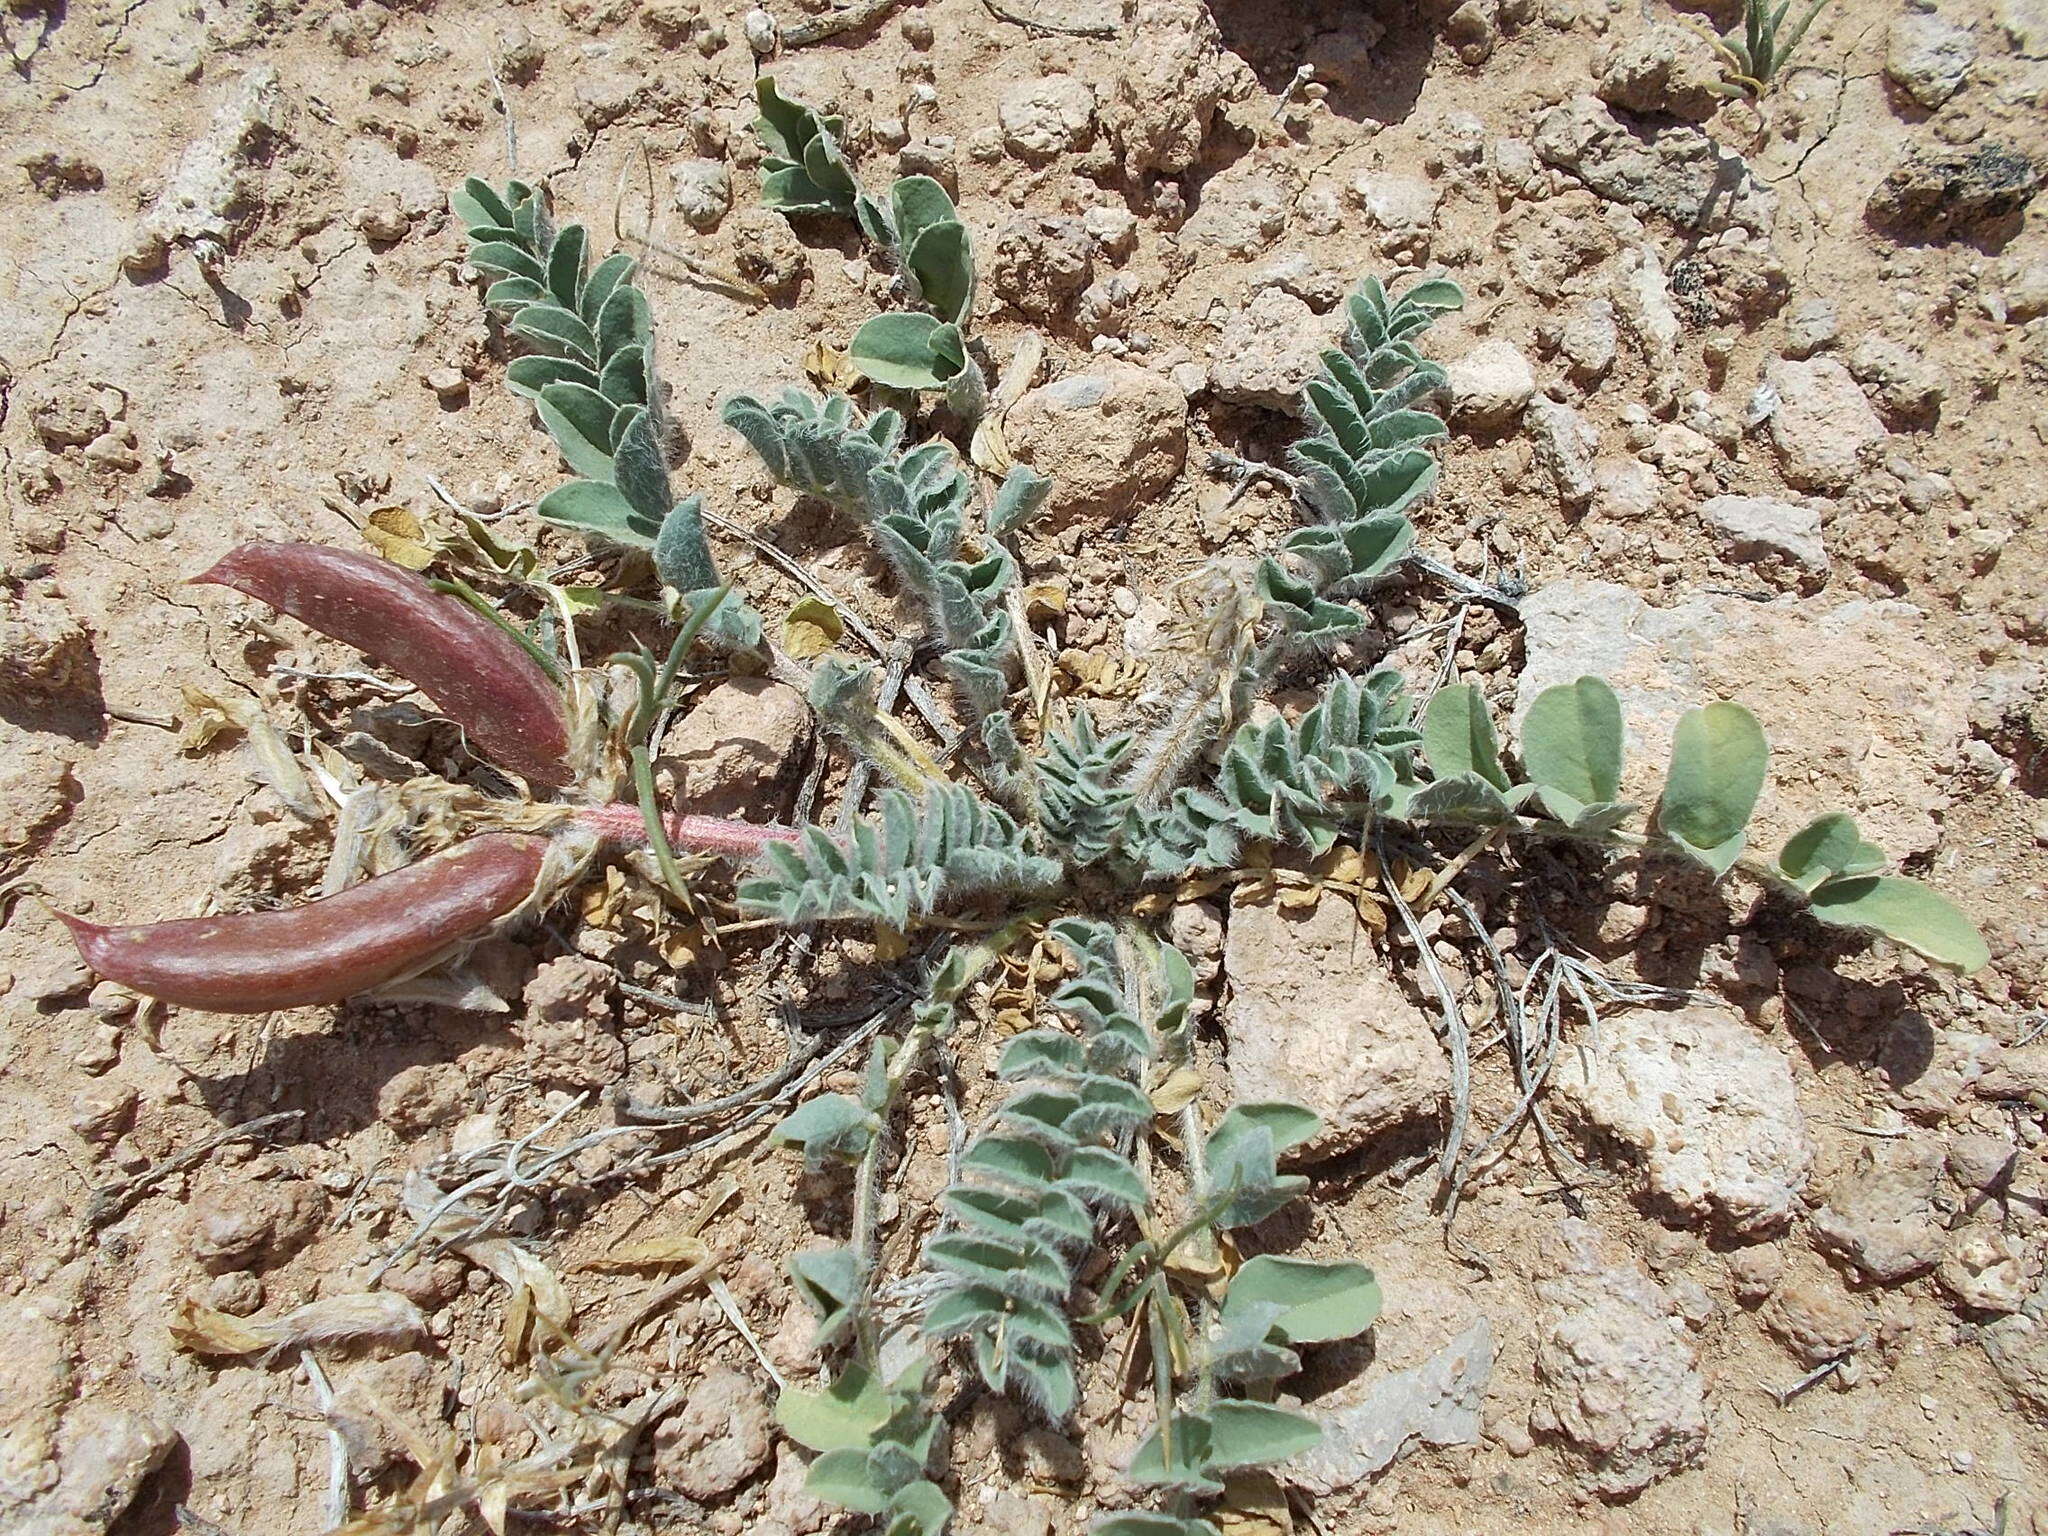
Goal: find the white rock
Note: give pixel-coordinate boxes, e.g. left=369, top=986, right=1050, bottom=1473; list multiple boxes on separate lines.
left=1292, top=1319, right=1493, bottom=1494
left=1184, top=172, right=1288, bottom=256
left=1764, top=357, right=1887, bottom=491
left=1595, top=22, right=1724, bottom=121
left=1811, top=1142, right=1945, bottom=1284
left=1526, top=397, right=1599, bottom=508
left=1514, top=581, right=1965, bottom=857
left=1209, top=286, right=1341, bottom=409
left=1887, top=11, right=1976, bottom=107
left=1698, top=493, right=1826, bottom=570
left=1446, top=338, right=1535, bottom=428
left=671, top=159, right=732, bottom=232
left=658, top=677, right=808, bottom=817
left=1936, top=1223, right=2032, bottom=1313
left=1006, top=362, right=1187, bottom=524
left=1222, top=891, right=1448, bottom=1162
left=1531, top=1221, right=1706, bottom=1498
left=1559, top=298, right=1618, bottom=383
left=1555, top=1006, right=1813, bottom=1235
left=999, top=73, right=1096, bottom=160
left=1782, top=297, right=1837, bottom=359
left=1998, top=0, right=2048, bottom=57
left=1348, top=173, right=1441, bottom=253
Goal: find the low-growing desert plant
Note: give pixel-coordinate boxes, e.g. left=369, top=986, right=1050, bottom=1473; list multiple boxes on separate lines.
left=62, top=94, right=1983, bottom=1534
left=1710, top=0, right=1830, bottom=95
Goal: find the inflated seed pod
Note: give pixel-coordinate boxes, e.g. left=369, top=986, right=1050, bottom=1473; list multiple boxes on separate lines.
left=60, top=832, right=549, bottom=1013
left=196, top=542, right=573, bottom=788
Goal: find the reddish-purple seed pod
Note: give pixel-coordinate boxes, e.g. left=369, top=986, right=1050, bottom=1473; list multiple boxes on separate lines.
left=60, top=833, right=550, bottom=1013
left=195, top=541, right=573, bottom=788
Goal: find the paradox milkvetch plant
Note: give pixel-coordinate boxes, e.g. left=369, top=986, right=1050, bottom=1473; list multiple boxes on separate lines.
left=59, top=110, right=1986, bottom=1535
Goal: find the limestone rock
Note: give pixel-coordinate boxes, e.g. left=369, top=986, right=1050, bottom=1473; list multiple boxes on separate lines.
left=1101, top=0, right=1230, bottom=181
left=1886, top=11, right=1976, bottom=108
left=1764, top=1271, right=1873, bottom=1366
left=1596, top=23, right=1726, bottom=122
left=1446, top=339, right=1535, bottom=429
left=376, top=1062, right=471, bottom=1136
left=1846, top=334, right=1945, bottom=425
left=1936, top=1223, right=2034, bottom=1314
left=999, top=74, right=1096, bottom=161
left=1514, top=581, right=1965, bottom=857
left=652, top=1364, right=773, bottom=1500
left=1348, top=173, right=1440, bottom=259
left=1782, top=298, right=1837, bottom=359
left=188, top=1179, right=326, bottom=1274
left=1555, top=1006, right=1812, bottom=1236
left=1527, top=397, right=1599, bottom=509
left=1008, top=363, right=1186, bottom=525
left=1222, top=891, right=1448, bottom=1162
left=1184, top=171, right=1288, bottom=257
left=1534, top=95, right=1775, bottom=235
left=731, top=207, right=808, bottom=300
left=990, top=217, right=1094, bottom=322
left=1209, top=286, right=1342, bottom=410
left=1560, top=298, right=1618, bottom=384
left=1531, top=1220, right=1707, bottom=1499
left=658, top=677, right=808, bottom=819
left=1867, top=141, right=2041, bottom=240
left=0, top=595, right=94, bottom=702
left=1292, top=1319, right=1493, bottom=1494
left=516, top=956, right=624, bottom=1089
left=1764, top=357, right=1887, bottom=491
left=42, top=1402, right=174, bottom=1535
left=1983, top=1313, right=2048, bottom=1415
left=1811, top=1142, right=1945, bottom=1284
left=671, top=159, right=731, bottom=232
left=333, top=1353, right=447, bottom=1477
left=1698, top=494, right=1826, bottom=571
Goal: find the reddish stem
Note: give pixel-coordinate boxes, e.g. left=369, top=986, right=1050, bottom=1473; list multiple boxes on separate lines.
left=576, top=803, right=800, bottom=858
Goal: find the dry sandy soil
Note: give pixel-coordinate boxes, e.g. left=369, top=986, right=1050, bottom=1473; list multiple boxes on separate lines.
left=3, top=0, right=2048, bottom=1532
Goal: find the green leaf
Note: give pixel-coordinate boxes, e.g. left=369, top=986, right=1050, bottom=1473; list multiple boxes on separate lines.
left=512, top=302, right=599, bottom=364
left=890, top=174, right=960, bottom=253
left=789, top=1244, right=858, bottom=1323
left=483, top=276, right=546, bottom=312
left=546, top=222, right=586, bottom=309
left=1407, top=772, right=1518, bottom=825
left=654, top=494, right=719, bottom=593
left=887, top=1479, right=953, bottom=1535
left=1222, top=1256, right=1381, bottom=1345
left=754, top=76, right=817, bottom=163
left=1207, top=1102, right=1320, bottom=1163
left=533, top=479, right=654, bottom=544
left=467, top=240, right=546, bottom=284
left=1776, top=812, right=1886, bottom=893
left=1522, top=676, right=1623, bottom=812
left=776, top=1364, right=892, bottom=1453
left=610, top=406, right=672, bottom=523
left=1204, top=1401, right=1323, bottom=1470
left=906, top=219, right=974, bottom=325
left=1396, top=276, right=1466, bottom=313
left=805, top=1449, right=889, bottom=1514
left=1808, top=876, right=1988, bottom=972
left=534, top=383, right=618, bottom=480
left=580, top=251, right=636, bottom=326
left=1658, top=702, right=1768, bottom=876
left=771, top=1092, right=878, bottom=1166
left=595, top=283, right=651, bottom=359
left=1423, top=683, right=1510, bottom=791
left=1128, top=1413, right=1225, bottom=1495
left=850, top=313, right=963, bottom=390
left=452, top=177, right=513, bottom=233
left=506, top=355, right=600, bottom=400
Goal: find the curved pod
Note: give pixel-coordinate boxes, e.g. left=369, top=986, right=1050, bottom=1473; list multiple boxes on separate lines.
left=196, top=542, right=573, bottom=788
left=61, top=833, right=549, bottom=1013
